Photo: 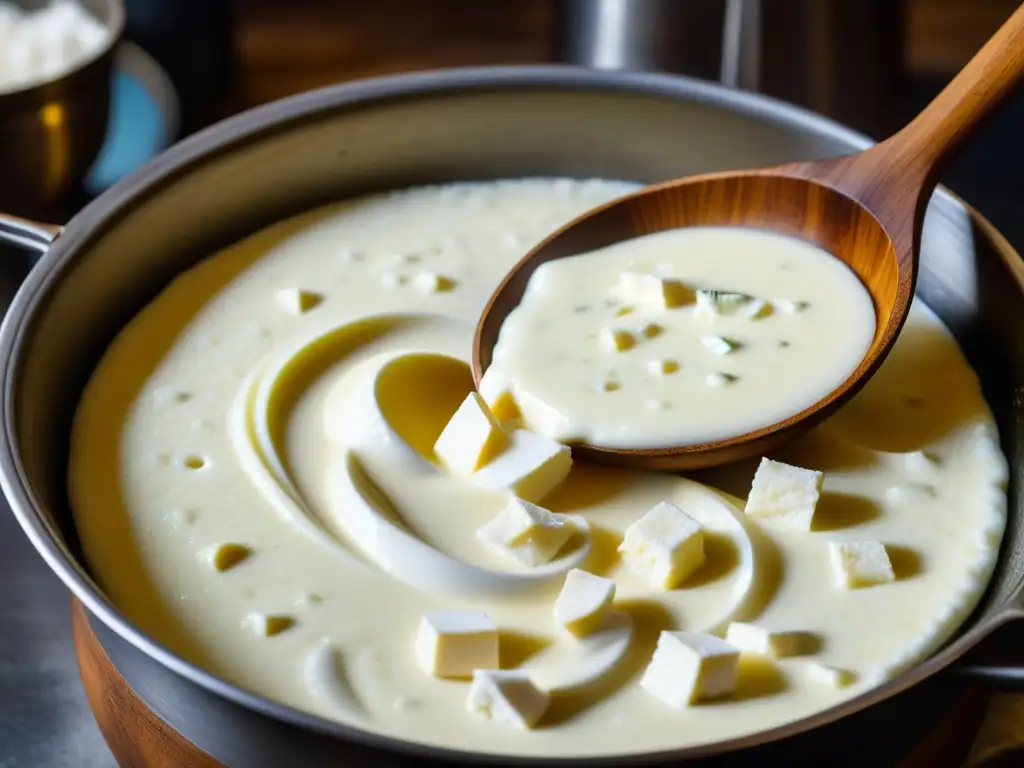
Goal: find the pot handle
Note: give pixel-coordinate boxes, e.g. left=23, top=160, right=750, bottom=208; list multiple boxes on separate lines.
left=950, top=611, right=1024, bottom=690
left=0, top=213, right=62, bottom=255
left=953, top=658, right=1024, bottom=689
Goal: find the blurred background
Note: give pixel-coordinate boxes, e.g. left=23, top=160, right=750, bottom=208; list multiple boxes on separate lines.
left=153, top=0, right=1023, bottom=240
left=1, top=1, right=1023, bottom=767
left=4, top=0, right=1023, bottom=242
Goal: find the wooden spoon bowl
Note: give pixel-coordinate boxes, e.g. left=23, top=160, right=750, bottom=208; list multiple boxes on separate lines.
left=474, top=5, right=1024, bottom=471
left=476, top=170, right=902, bottom=470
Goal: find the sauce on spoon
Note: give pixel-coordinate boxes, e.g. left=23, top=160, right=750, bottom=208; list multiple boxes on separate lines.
left=485, top=226, right=875, bottom=449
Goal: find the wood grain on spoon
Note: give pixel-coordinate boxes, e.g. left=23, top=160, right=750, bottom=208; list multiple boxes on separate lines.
left=474, top=4, right=1024, bottom=472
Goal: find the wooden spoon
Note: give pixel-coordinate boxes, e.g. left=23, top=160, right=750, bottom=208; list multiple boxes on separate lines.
left=473, top=5, right=1024, bottom=472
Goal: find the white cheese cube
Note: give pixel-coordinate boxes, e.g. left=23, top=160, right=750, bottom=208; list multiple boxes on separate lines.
left=477, top=368, right=521, bottom=423
left=467, top=670, right=549, bottom=729
left=724, top=622, right=809, bottom=658
left=618, top=501, right=705, bottom=589
left=647, top=358, right=679, bottom=375
left=620, top=272, right=691, bottom=309
left=415, top=611, right=499, bottom=679
left=828, top=540, right=895, bottom=589
left=433, top=392, right=509, bottom=475
left=554, top=569, right=616, bottom=637
left=412, top=271, right=455, bottom=294
left=744, top=457, right=824, bottom=530
left=807, top=663, right=855, bottom=688
left=599, top=327, right=635, bottom=353
left=276, top=287, right=322, bottom=314
left=700, top=335, right=740, bottom=355
left=477, top=498, right=575, bottom=566
left=472, top=429, right=572, bottom=504
left=515, top=388, right=577, bottom=441
left=640, top=631, right=739, bottom=707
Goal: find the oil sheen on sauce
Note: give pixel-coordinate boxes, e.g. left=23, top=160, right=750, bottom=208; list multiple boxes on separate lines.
left=68, top=180, right=1007, bottom=758
left=487, top=227, right=877, bottom=449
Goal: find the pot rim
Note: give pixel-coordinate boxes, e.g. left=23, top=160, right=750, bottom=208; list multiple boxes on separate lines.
left=0, top=65, right=1018, bottom=763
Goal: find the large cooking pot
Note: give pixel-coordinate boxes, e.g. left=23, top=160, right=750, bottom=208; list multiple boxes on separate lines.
left=0, top=67, right=1023, bottom=766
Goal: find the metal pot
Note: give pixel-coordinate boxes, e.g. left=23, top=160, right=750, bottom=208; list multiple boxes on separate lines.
left=0, top=67, right=1022, bottom=765
left=0, top=0, right=124, bottom=216
left=552, top=0, right=906, bottom=138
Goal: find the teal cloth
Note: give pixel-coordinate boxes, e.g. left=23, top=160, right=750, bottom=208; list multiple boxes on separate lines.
left=85, top=67, right=169, bottom=194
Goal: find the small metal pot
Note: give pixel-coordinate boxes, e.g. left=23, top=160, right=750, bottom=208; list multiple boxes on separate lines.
left=0, top=0, right=125, bottom=216
left=0, top=68, right=1022, bottom=765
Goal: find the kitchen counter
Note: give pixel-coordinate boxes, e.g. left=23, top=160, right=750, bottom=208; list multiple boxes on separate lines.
left=0, top=249, right=112, bottom=768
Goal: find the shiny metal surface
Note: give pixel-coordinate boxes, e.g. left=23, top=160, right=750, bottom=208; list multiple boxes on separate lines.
left=0, top=214, right=62, bottom=253
left=553, top=0, right=733, bottom=81
left=552, top=0, right=904, bottom=137
left=0, top=67, right=1023, bottom=764
left=0, top=0, right=124, bottom=217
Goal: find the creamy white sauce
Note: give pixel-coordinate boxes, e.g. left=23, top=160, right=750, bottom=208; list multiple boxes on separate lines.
left=488, top=227, right=876, bottom=448
left=68, top=180, right=1007, bottom=758
left=0, top=1, right=110, bottom=94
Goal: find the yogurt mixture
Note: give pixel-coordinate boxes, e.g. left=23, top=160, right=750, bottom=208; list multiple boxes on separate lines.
left=0, top=1, right=109, bottom=94
left=69, top=179, right=1008, bottom=758
left=487, top=228, right=876, bottom=448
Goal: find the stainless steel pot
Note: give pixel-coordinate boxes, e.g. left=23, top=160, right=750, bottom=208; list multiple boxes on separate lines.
left=0, top=0, right=124, bottom=216
left=0, top=67, right=1022, bottom=766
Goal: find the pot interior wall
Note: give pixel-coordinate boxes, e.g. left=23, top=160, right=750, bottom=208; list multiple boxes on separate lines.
left=10, top=77, right=1024, bottom=639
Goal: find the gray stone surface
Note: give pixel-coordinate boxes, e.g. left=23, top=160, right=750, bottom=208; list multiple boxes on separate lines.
left=0, top=245, right=112, bottom=768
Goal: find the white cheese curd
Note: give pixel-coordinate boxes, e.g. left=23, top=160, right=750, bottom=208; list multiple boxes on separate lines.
left=68, top=179, right=1007, bottom=758
left=487, top=227, right=876, bottom=448
left=433, top=392, right=509, bottom=475
left=476, top=497, right=576, bottom=567
left=617, top=500, right=707, bottom=589
left=745, top=458, right=824, bottom=530
left=0, top=1, right=110, bottom=94
left=467, top=670, right=549, bottom=729
left=415, top=611, right=499, bottom=679
left=640, top=630, right=740, bottom=707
